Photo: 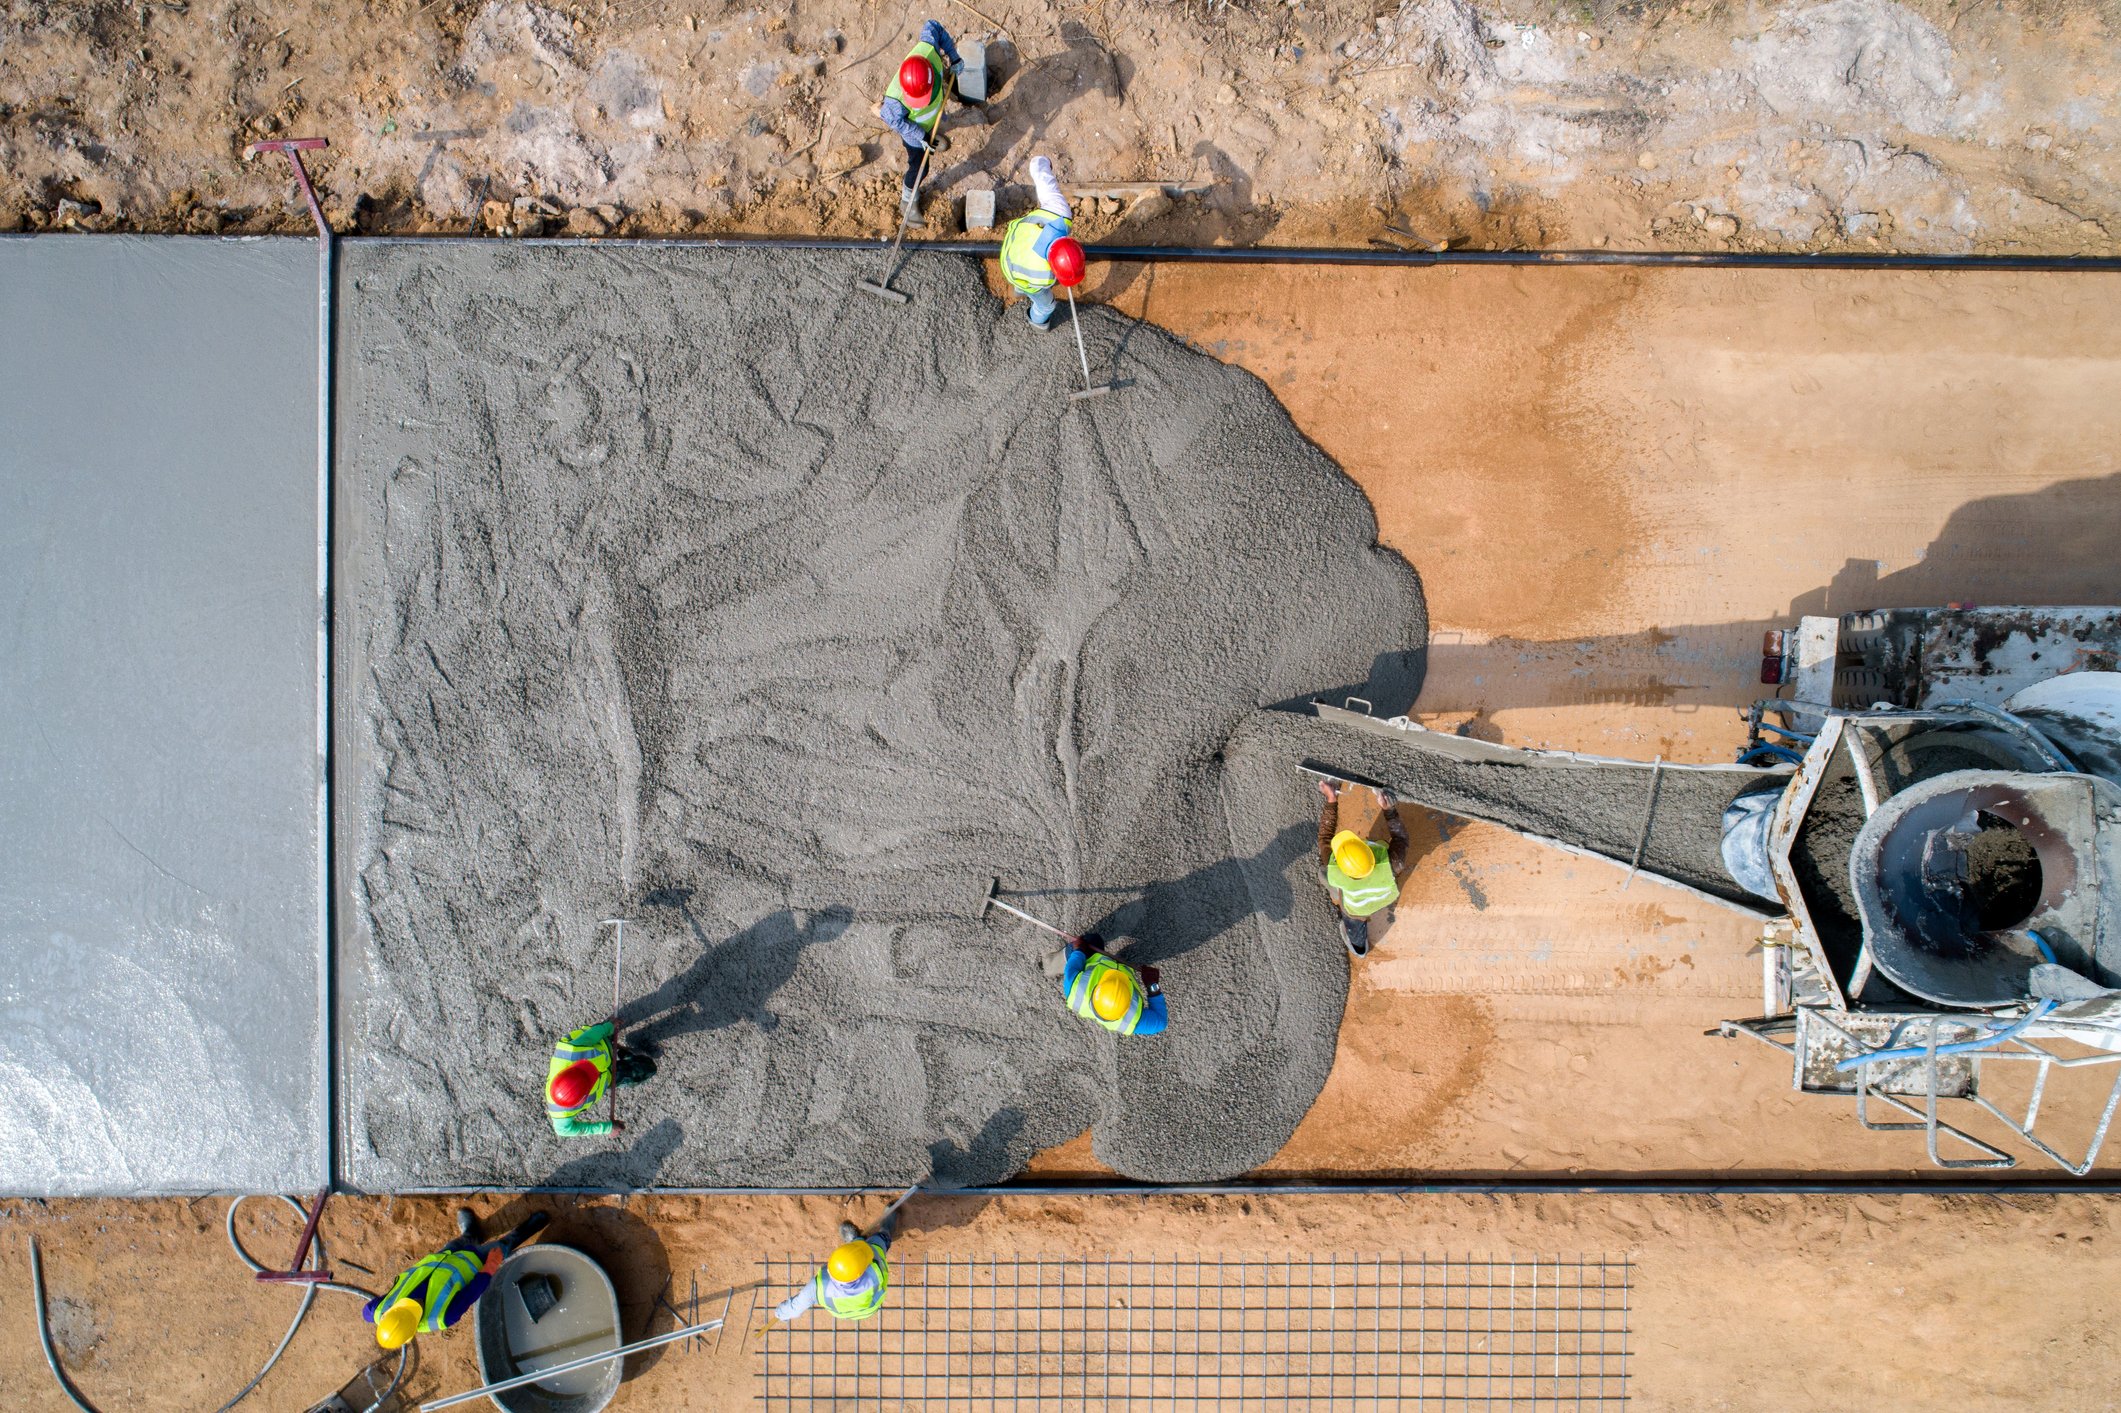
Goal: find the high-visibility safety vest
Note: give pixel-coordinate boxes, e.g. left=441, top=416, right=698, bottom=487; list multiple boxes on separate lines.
left=1066, top=952, right=1148, bottom=1035
left=379, top=1248, right=484, bottom=1334
left=545, top=1024, right=613, bottom=1119
left=885, top=42, right=949, bottom=135
left=814, top=1239, right=891, bottom=1319
left=1325, top=840, right=1399, bottom=917
left=1001, top=210, right=1073, bottom=294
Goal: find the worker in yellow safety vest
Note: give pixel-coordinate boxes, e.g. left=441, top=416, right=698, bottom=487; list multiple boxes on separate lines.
left=773, top=1212, right=901, bottom=1322
left=365, top=1209, right=550, bottom=1349
left=999, top=154, right=1085, bottom=331
left=1061, top=933, right=1167, bottom=1035
left=545, top=1018, right=658, bottom=1139
left=1319, top=778, right=1409, bottom=959
left=878, top=20, right=985, bottom=225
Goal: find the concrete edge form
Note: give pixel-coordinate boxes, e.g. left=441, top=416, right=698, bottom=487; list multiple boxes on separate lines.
left=339, top=233, right=2121, bottom=273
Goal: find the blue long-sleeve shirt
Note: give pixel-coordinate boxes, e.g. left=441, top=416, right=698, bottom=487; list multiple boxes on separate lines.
left=878, top=21, right=963, bottom=148
left=1060, top=948, right=1168, bottom=1036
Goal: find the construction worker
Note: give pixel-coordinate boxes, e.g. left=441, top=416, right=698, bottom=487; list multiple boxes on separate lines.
left=546, top=1018, right=656, bottom=1138
left=772, top=1210, right=900, bottom=1322
left=365, top=1209, right=549, bottom=1350
left=879, top=20, right=983, bottom=225
left=999, top=154, right=1084, bottom=331
left=1062, top=933, right=1167, bottom=1036
left=1319, top=779, right=1410, bottom=959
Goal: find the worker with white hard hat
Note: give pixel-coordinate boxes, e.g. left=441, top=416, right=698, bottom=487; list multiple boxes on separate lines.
left=1319, top=779, right=1409, bottom=959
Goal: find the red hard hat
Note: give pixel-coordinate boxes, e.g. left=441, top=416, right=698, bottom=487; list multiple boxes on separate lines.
left=898, top=56, right=935, bottom=102
left=549, top=1060, right=599, bottom=1110
left=1048, top=237, right=1087, bottom=287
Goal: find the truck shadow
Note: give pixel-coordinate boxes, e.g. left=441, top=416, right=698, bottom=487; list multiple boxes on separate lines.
left=1417, top=471, right=2121, bottom=721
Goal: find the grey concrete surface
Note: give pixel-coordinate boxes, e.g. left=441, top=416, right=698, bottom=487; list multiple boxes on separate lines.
left=0, top=236, right=325, bottom=1195
left=335, top=242, right=1425, bottom=1190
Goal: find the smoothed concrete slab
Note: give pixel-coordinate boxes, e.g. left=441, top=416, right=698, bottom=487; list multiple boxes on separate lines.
left=0, top=236, right=325, bottom=1195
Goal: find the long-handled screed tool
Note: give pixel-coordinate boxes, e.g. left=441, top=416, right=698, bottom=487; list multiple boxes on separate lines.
left=599, top=917, right=627, bottom=1129
left=1063, top=287, right=1113, bottom=401
left=856, top=139, right=936, bottom=304
left=975, top=875, right=1086, bottom=945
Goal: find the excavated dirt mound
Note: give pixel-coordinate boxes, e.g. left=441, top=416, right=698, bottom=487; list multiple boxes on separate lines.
left=337, top=243, right=1425, bottom=1189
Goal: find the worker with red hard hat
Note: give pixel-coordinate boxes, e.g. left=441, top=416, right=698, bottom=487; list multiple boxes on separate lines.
left=879, top=20, right=984, bottom=226
left=999, top=154, right=1084, bottom=331
left=545, top=1017, right=657, bottom=1138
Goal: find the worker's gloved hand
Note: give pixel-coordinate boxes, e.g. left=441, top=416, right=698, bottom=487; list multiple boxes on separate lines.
left=611, top=1119, right=627, bottom=1134
left=1077, top=932, right=1105, bottom=955
left=1374, top=788, right=1396, bottom=810
left=950, top=60, right=964, bottom=76
left=481, top=1247, right=505, bottom=1275
left=1141, top=965, right=1161, bottom=990
left=1318, top=779, right=1338, bottom=801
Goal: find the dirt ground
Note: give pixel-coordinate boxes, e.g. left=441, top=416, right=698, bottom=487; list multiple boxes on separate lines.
left=7, top=1190, right=2120, bottom=1410
left=1013, top=260, right=2121, bottom=1181
left=4, top=0, right=2121, bottom=253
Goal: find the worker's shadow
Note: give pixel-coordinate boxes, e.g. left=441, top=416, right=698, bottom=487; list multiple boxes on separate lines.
left=930, top=24, right=1130, bottom=192
left=899, top=1106, right=1026, bottom=1234
left=540, top=1115, right=686, bottom=1192
left=621, top=893, right=853, bottom=1046
left=1081, top=819, right=1314, bottom=969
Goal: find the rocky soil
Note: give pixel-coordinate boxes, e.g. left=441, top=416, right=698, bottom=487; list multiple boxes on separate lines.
left=3, top=0, right=2118, bottom=253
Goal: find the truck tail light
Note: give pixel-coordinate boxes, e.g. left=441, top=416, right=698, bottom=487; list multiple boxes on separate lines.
left=1760, top=629, right=1787, bottom=684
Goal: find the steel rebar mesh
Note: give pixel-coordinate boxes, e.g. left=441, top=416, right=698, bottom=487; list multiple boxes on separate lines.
left=755, top=1252, right=1630, bottom=1409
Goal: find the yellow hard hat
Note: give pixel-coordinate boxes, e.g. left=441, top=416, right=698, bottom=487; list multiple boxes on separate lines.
left=1331, top=829, right=1375, bottom=879
left=375, top=1296, right=422, bottom=1350
left=827, top=1240, right=873, bottom=1283
left=1092, top=969, right=1135, bottom=1021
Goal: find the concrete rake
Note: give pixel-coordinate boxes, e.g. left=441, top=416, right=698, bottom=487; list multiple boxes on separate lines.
left=856, top=141, right=935, bottom=304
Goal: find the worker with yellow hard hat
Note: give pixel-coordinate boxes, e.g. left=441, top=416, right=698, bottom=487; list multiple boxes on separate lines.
left=773, top=1211, right=901, bottom=1322
left=1061, top=933, right=1167, bottom=1036
left=1319, top=777, right=1409, bottom=958
left=364, top=1208, right=550, bottom=1350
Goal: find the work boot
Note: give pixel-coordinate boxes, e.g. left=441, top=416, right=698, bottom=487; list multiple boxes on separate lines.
left=839, top=1220, right=860, bottom=1243
left=1028, top=311, right=1053, bottom=333
left=1340, top=913, right=1371, bottom=960
left=899, top=188, right=922, bottom=226
left=456, top=1206, right=478, bottom=1239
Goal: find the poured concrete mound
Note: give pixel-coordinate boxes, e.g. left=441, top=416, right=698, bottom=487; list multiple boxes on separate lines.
left=337, top=243, right=1425, bottom=1189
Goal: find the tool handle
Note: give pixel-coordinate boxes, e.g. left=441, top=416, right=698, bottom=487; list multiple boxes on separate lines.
left=1066, top=288, right=1095, bottom=389
left=984, top=894, right=1083, bottom=945
left=880, top=139, right=938, bottom=269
